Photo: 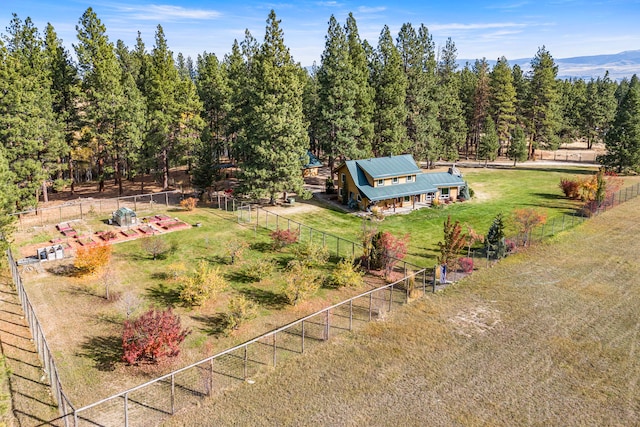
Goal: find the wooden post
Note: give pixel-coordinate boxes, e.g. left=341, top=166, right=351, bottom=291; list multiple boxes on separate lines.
left=124, top=393, right=129, bottom=427
left=244, top=346, right=248, bottom=379
left=369, top=293, right=373, bottom=321
left=349, top=300, right=353, bottom=331
left=209, top=359, right=214, bottom=395
left=165, top=192, right=169, bottom=207
left=325, top=310, right=330, bottom=340
left=301, top=321, right=305, bottom=353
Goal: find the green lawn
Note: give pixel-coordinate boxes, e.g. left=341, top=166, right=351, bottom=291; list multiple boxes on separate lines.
left=285, top=165, right=602, bottom=265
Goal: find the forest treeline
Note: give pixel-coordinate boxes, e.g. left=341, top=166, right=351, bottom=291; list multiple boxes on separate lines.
left=1, top=8, right=640, bottom=228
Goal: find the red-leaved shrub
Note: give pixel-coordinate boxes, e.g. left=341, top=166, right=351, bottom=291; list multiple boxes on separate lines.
left=270, top=229, right=300, bottom=250
left=559, top=178, right=581, bottom=199
left=458, top=257, right=474, bottom=273
left=122, top=308, right=190, bottom=365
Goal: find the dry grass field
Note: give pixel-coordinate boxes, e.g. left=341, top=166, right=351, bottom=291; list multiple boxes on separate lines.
left=164, top=196, right=640, bottom=426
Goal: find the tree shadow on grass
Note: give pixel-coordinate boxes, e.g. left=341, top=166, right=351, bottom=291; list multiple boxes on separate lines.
left=190, top=313, right=230, bottom=337
left=46, top=263, right=81, bottom=277
left=224, top=271, right=255, bottom=284
left=240, top=287, right=288, bottom=309
left=146, top=283, right=182, bottom=307
left=250, top=242, right=273, bottom=252
left=78, top=335, right=122, bottom=371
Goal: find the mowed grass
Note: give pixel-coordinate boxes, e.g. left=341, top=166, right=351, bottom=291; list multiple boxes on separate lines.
left=287, top=165, right=615, bottom=265
left=164, top=186, right=640, bottom=426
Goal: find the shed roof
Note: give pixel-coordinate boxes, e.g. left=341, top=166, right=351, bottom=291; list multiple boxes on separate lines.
left=114, top=207, right=136, bottom=217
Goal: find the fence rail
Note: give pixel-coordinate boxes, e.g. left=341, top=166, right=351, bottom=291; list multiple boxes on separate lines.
left=6, top=181, right=640, bottom=426
left=5, top=248, right=74, bottom=426
left=9, top=191, right=182, bottom=231
left=69, top=268, right=431, bottom=426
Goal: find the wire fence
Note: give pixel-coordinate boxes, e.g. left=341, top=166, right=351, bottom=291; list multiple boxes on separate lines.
left=5, top=248, right=74, bottom=426
left=6, top=181, right=640, bottom=426
left=9, top=191, right=183, bottom=231
left=66, top=267, right=431, bottom=426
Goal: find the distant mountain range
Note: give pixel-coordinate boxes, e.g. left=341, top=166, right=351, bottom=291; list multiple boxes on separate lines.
left=461, top=50, right=640, bottom=81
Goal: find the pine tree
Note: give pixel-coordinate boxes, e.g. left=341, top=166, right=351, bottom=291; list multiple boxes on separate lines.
left=528, top=46, right=561, bottom=157
left=371, top=25, right=408, bottom=156
left=437, top=38, right=466, bottom=161
left=345, top=13, right=374, bottom=157
left=193, top=51, right=231, bottom=189
left=459, top=63, right=477, bottom=158
left=317, top=15, right=360, bottom=174
left=508, top=126, right=528, bottom=166
left=478, top=116, right=499, bottom=166
left=583, top=73, right=617, bottom=150
left=75, top=8, right=124, bottom=192
left=601, top=74, right=640, bottom=173
left=44, top=23, right=80, bottom=192
left=145, top=25, right=203, bottom=190
left=0, top=147, right=16, bottom=250
left=485, top=213, right=507, bottom=259
left=490, top=57, right=516, bottom=156
left=397, top=23, right=440, bottom=167
left=238, top=10, right=308, bottom=202
left=0, top=15, right=66, bottom=208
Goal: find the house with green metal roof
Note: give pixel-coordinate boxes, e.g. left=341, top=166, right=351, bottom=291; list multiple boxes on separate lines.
left=334, top=154, right=466, bottom=212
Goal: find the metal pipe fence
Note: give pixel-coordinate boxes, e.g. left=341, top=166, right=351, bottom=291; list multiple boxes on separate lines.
left=9, top=191, right=182, bottom=231
left=5, top=248, right=74, bottom=426
left=68, top=268, right=431, bottom=426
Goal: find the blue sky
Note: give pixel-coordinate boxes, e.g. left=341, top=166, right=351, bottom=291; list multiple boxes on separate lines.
left=2, top=0, right=639, bottom=66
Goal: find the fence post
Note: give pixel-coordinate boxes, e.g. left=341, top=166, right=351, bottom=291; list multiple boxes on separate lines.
left=170, top=374, right=175, bottom=414
left=301, top=320, right=305, bottom=353
left=422, top=269, right=426, bottom=295
left=325, top=310, right=330, bottom=340
left=209, top=359, right=214, bottom=395
left=349, top=300, right=353, bottom=331
left=369, top=293, right=373, bottom=321
left=80, top=203, right=83, bottom=220
left=273, top=333, right=277, bottom=367
left=389, top=283, right=394, bottom=311
left=433, top=266, right=437, bottom=293
left=165, top=192, right=169, bottom=206
left=124, top=393, right=129, bottom=427
left=243, top=346, right=248, bottom=380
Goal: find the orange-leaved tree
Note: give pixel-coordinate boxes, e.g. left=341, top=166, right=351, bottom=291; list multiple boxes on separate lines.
left=74, top=243, right=112, bottom=275
left=437, top=216, right=467, bottom=269
left=512, top=208, right=547, bottom=245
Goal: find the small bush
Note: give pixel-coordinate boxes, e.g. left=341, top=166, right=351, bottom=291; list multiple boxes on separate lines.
left=283, top=260, right=321, bottom=305
left=225, top=241, right=249, bottom=265
left=140, top=236, right=170, bottom=260
left=226, top=295, right=258, bottom=332
left=179, top=261, right=228, bottom=306
left=330, top=257, right=364, bottom=288
left=559, top=178, right=581, bottom=199
left=180, top=197, right=198, bottom=211
left=458, top=257, right=474, bottom=273
left=291, top=242, right=329, bottom=267
left=122, top=308, right=190, bottom=365
left=505, top=239, right=517, bottom=254
left=243, top=258, right=277, bottom=281
left=270, top=228, right=299, bottom=250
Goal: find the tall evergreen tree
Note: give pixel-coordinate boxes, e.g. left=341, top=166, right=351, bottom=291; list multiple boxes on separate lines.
left=0, top=15, right=66, bottom=208
left=458, top=63, right=477, bottom=158
left=601, top=74, right=640, bottom=173
left=193, top=51, right=231, bottom=189
left=370, top=25, right=408, bottom=156
left=44, top=23, right=79, bottom=192
left=75, top=8, right=124, bottom=192
left=345, top=13, right=374, bottom=157
left=508, top=125, right=528, bottom=166
left=317, top=15, right=360, bottom=174
left=528, top=46, right=560, bottom=157
left=397, top=23, right=439, bottom=166
left=478, top=116, right=499, bottom=166
left=145, top=25, right=203, bottom=190
left=437, top=38, right=466, bottom=161
left=238, top=10, right=308, bottom=202
left=0, top=146, right=16, bottom=249
left=582, top=73, right=617, bottom=149
left=489, top=57, right=516, bottom=156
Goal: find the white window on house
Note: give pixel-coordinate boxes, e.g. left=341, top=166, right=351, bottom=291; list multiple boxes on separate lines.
left=440, top=187, right=450, bottom=199
left=406, top=175, right=414, bottom=182
left=377, top=179, right=384, bottom=186
left=357, top=194, right=362, bottom=202
left=392, top=177, right=399, bottom=184
left=341, top=173, right=346, bottom=183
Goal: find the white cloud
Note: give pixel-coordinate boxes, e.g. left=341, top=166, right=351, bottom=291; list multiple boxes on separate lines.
left=357, top=6, right=387, bottom=13
left=113, top=3, right=221, bottom=21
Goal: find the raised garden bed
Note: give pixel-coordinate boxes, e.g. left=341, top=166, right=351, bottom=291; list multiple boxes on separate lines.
left=121, top=229, right=138, bottom=238
left=76, top=236, right=96, bottom=246
left=138, top=225, right=156, bottom=235
left=96, top=231, right=119, bottom=242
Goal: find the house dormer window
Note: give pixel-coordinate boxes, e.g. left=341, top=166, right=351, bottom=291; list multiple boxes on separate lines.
left=392, top=177, right=398, bottom=184
left=377, top=179, right=384, bottom=186
left=406, top=175, right=413, bottom=182
left=341, top=173, right=346, bottom=183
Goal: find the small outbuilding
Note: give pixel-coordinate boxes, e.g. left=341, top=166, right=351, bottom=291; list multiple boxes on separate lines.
left=112, top=207, right=137, bottom=227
